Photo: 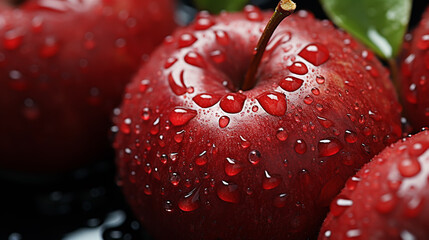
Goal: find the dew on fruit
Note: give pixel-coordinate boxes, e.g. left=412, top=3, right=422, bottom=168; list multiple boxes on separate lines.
left=344, top=130, right=358, bottom=143
left=169, top=107, right=197, bottom=126
left=143, top=184, right=152, bottom=195
left=262, top=170, right=282, bottom=190
left=417, top=34, right=429, bottom=50
left=219, top=93, right=246, bottom=113
left=256, top=92, right=287, bottom=116
left=194, top=17, right=215, bottom=30
left=317, top=116, right=333, bottom=128
left=168, top=71, right=187, bottom=95
left=288, top=61, right=308, bottom=75
left=279, top=76, right=304, bottom=92
left=32, top=16, right=44, bottom=33
left=240, top=136, right=251, bottom=149
left=244, top=5, right=263, bottom=21
left=164, top=200, right=174, bottom=212
left=345, top=176, right=361, bottom=191
left=298, top=43, right=330, bottom=66
left=216, top=180, right=240, bottom=203
left=150, top=117, right=160, bottom=135
left=304, top=95, right=314, bottom=105
left=252, top=105, right=259, bottom=112
left=22, top=98, right=40, bottom=120
left=294, top=139, right=307, bottom=154
left=195, top=151, right=208, bottom=166
left=225, top=157, right=244, bottom=176
left=164, top=57, right=178, bottom=69
left=184, top=51, right=206, bottom=68
left=120, top=118, right=132, bottom=134
left=214, top=30, right=230, bottom=46
left=330, top=195, right=353, bottom=217
left=345, top=229, right=361, bottom=239
left=178, top=188, right=200, bottom=212
left=375, top=193, right=397, bottom=214
left=178, top=33, right=197, bottom=48
left=273, top=193, right=288, bottom=208
left=248, top=150, right=261, bottom=165
left=316, top=75, right=325, bottom=84
left=170, top=172, right=180, bottom=186
left=318, top=138, right=343, bottom=157
left=141, top=107, right=150, bottom=120
left=4, top=30, right=23, bottom=50
left=398, top=158, right=421, bottom=178
left=193, top=93, right=221, bottom=108
left=365, top=65, right=379, bottom=77
left=311, top=88, right=320, bottom=95
left=172, top=130, right=184, bottom=143
left=403, top=195, right=424, bottom=218
left=219, top=116, right=230, bottom=128
left=276, top=128, right=288, bottom=141
left=210, top=50, right=226, bottom=63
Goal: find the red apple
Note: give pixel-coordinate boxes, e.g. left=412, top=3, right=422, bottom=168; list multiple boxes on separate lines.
left=319, top=130, right=429, bottom=240
left=0, top=0, right=176, bottom=173
left=113, top=3, right=402, bottom=239
left=399, top=6, right=429, bottom=130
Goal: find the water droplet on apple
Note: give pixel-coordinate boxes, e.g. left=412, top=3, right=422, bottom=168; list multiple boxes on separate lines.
left=316, top=75, right=325, bottom=84
left=279, top=76, right=304, bottom=92
left=318, top=138, right=343, bottom=157
left=244, top=5, right=263, bottom=21
left=217, top=181, right=240, bottom=203
left=403, top=196, right=424, bottom=218
left=311, top=88, right=320, bottom=95
left=214, top=30, right=230, bottom=46
left=344, top=130, right=358, bottom=143
left=120, top=118, right=132, bottom=134
left=330, top=195, right=353, bottom=217
left=220, top=93, right=246, bottom=113
left=317, top=116, right=333, bottom=128
left=4, top=30, right=23, bottom=50
left=398, top=158, right=421, bottom=177
left=143, top=184, right=152, bottom=195
left=170, top=172, right=180, bottom=186
left=248, top=150, right=261, bottom=165
left=168, top=71, right=187, bottom=96
left=164, top=57, right=178, bottom=69
left=375, top=193, right=397, bottom=214
left=219, top=116, right=230, bottom=128
left=193, top=93, right=221, bottom=108
left=304, top=95, right=314, bottom=105
left=194, top=17, right=215, bottom=30
left=298, top=43, right=330, bottom=66
left=178, top=188, right=200, bottom=212
left=288, top=61, right=308, bottom=75
left=164, top=200, right=174, bottom=212
left=178, top=33, right=197, bottom=48
left=225, top=157, right=244, bottom=176
left=365, top=65, right=379, bottom=77
left=150, top=117, right=160, bottom=135
left=262, top=170, right=282, bottom=190
left=22, top=98, right=40, bottom=120
left=40, top=37, right=59, bottom=58
left=169, top=107, right=197, bottom=126
left=210, top=50, right=226, bottom=63
left=345, top=176, right=361, bottom=191
left=195, top=151, right=208, bottom=166
left=83, top=32, right=95, bottom=50
left=174, top=130, right=185, bottom=143
left=417, top=34, right=429, bottom=50
left=240, top=136, right=251, bottom=149
left=273, top=193, right=288, bottom=208
left=184, top=51, right=206, bottom=68
left=294, top=139, right=307, bottom=154
left=276, top=128, right=288, bottom=141
left=32, top=16, right=44, bottom=33
left=256, top=92, right=287, bottom=116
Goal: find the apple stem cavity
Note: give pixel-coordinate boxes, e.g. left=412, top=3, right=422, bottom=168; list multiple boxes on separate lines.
left=242, top=0, right=296, bottom=91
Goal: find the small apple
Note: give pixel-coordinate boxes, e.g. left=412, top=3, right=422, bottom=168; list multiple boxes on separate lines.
left=114, top=1, right=402, bottom=239
left=319, top=130, right=429, bottom=240
left=399, top=6, right=429, bottom=130
left=0, top=0, right=176, bottom=173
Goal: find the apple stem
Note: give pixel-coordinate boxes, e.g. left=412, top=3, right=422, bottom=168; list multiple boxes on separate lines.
left=242, top=0, right=296, bottom=91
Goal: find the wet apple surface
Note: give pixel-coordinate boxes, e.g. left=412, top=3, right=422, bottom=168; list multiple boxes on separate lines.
left=113, top=5, right=402, bottom=240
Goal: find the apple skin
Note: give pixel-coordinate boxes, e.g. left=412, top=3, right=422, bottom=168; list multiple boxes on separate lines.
left=399, top=7, right=429, bottom=130
left=114, top=8, right=402, bottom=240
left=319, top=130, right=429, bottom=240
left=0, top=0, right=176, bottom=173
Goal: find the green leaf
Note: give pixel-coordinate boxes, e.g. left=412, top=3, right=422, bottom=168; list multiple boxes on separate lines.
left=193, top=0, right=249, bottom=14
left=320, top=0, right=412, bottom=59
